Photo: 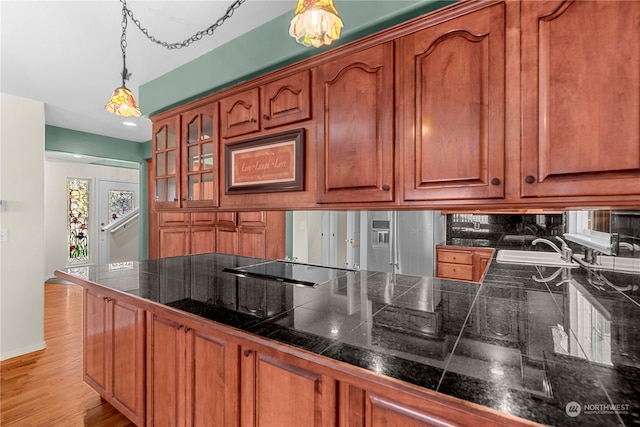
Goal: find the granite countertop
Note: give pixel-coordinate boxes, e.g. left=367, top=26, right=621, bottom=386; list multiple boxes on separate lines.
left=57, top=250, right=640, bottom=426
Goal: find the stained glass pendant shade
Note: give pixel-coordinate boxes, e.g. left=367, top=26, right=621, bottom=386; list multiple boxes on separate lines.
left=105, top=86, right=141, bottom=117
left=289, top=0, right=343, bottom=48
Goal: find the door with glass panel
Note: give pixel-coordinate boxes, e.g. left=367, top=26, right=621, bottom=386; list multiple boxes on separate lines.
left=152, top=116, right=181, bottom=209
left=182, top=104, right=218, bottom=208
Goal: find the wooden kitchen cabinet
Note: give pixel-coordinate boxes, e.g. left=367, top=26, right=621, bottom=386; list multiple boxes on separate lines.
left=436, top=246, right=493, bottom=282
left=157, top=212, right=216, bottom=258
left=401, top=2, right=505, bottom=202
left=220, top=70, right=312, bottom=139
left=181, top=104, right=218, bottom=208
left=520, top=0, right=640, bottom=198
left=214, top=211, right=285, bottom=259
left=316, top=42, right=395, bottom=204
left=146, top=311, right=240, bottom=427
left=84, top=288, right=145, bottom=426
left=241, top=345, right=337, bottom=427
left=152, top=116, right=181, bottom=209
left=152, top=103, right=219, bottom=211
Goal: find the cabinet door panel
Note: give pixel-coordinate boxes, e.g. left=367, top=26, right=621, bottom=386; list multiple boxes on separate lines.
left=153, top=116, right=181, bottom=209
left=188, top=331, right=239, bottom=427
left=159, top=227, right=190, bottom=258
left=84, top=289, right=108, bottom=395
left=148, top=315, right=184, bottom=427
left=191, top=227, right=216, bottom=255
left=254, top=354, right=334, bottom=427
left=110, top=299, right=145, bottom=425
left=317, top=42, right=395, bottom=203
left=238, top=211, right=266, bottom=227
left=402, top=3, right=505, bottom=201
left=368, top=394, right=460, bottom=427
left=238, top=228, right=266, bottom=258
left=261, top=70, right=311, bottom=129
left=221, top=88, right=260, bottom=139
left=521, top=0, right=640, bottom=197
left=182, top=104, right=219, bottom=208
left=217, top=227, right=239, bottom=255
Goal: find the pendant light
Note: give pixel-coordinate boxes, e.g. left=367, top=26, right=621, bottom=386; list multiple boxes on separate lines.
left=105, top=0, right=141, bottom=117
left=289, top=0, right=343, bottom=48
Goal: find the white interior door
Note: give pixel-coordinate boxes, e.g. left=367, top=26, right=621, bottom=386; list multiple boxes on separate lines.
left=97, top=179, right=138, bottom=265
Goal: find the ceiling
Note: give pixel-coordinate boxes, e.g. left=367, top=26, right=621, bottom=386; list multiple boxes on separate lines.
left=1, top=0, right=295, bottom=143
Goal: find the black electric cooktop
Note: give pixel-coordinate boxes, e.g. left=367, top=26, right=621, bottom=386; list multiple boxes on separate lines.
left=223, top=260, right=353, bottom=287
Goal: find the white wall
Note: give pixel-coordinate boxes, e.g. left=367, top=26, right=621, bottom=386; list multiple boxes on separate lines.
left=0, top=93, right=46, bottom=360
left=44, top=160, right=139, bottom=278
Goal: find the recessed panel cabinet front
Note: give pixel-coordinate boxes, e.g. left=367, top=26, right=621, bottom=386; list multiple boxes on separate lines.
left=401, top=3, right=505, bottom=201
left=521, top=0, right=640, bottom=198
left=146, top=312, right=240, bottom=427
left=316, top=42, right=395, bottom=203
left=241, top=347, right=336, bottom=427
left=84, top=288, right=145, bottom=426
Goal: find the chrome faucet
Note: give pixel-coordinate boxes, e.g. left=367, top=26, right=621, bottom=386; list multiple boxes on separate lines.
left=532, top=236, right=573, bottom=261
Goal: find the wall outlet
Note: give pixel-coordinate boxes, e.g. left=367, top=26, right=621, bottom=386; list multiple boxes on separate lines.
left=0, top=228, right=7, bottom=242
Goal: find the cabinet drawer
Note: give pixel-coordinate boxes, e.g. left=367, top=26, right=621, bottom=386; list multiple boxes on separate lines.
left=217, top=211, right=237, bottom=227
left=437, top=250, right=473, bottom=265
left=437, top=262, right=473, bottom=281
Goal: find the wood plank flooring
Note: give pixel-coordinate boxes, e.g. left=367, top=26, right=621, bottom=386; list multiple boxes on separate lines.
left=1, top=283, right=135, bottom=426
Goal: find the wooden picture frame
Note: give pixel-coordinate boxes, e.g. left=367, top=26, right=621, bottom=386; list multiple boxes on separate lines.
left=224, top=129, right=305, bottom=194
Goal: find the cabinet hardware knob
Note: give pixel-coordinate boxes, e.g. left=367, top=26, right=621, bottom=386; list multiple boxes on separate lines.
left=525, top=175, right=536, bottom=184
left=491, top=178, right=501, bottom=186
left=244, top=349, right=252, bottom=357
left=263, top=114, right=269, bottom=120
left=250, top=118, right=257, bottom=123
left=184, top=327, right=191, bottom=333
left=176, top=325, right=183, bottom=330
left=173, top=198, right=178, bottom=202
left=382, top=184, right=390, bottom=191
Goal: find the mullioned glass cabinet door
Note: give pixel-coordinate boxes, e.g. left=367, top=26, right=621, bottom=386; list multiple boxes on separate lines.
left=152, top=116, right=181, bottom=209
left=181, top=103, right=219, bottom=208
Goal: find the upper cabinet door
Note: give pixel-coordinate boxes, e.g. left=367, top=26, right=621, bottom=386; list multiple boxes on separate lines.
left=152, top=116, right=181, bottom=209
left=181, top=104, right=219, bottom=208
left=316, top=42, right=395, bottom=204
left=401, top=3, right=505, bottom=202
left=220, top=88, right=260, bottom=139
left=261, top=70, right=311, bottom=130
left=521, top=0, right=640, bottom=198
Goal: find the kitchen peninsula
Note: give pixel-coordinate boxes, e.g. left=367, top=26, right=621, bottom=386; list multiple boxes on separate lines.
left=55, top=248, right=640, bottom=427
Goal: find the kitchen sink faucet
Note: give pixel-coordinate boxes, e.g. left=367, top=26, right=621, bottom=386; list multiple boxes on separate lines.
left=532, top=236, right=573, bottom=262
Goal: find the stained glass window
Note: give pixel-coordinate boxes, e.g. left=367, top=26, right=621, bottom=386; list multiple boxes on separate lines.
left=108, top=190, right=134, bottom=222
left=67, top=178, right=89, bottom=264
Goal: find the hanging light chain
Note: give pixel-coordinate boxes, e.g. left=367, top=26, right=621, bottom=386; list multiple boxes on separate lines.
left=120, top=2, right=131, bottom=85
left=121, top=0, right=247, bottom=51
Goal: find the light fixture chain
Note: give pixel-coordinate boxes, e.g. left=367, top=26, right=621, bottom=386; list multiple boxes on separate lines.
left=122, top=0, right=247, bottom=50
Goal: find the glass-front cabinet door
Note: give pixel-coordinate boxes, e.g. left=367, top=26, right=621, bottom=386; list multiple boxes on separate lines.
left=181, top=104, right=218, bottom=208
left=152, top=116, right=181, bottom=209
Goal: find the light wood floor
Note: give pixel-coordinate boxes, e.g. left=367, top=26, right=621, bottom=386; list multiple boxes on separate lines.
left=1, top=283, right=135, bottom=426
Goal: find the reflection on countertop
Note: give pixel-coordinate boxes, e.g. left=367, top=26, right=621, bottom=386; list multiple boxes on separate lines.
left=58, top=250, right=640, bottom=427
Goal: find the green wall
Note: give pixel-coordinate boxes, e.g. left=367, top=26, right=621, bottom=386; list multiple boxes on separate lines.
left=45, top=125, right=150, bottom=259
left=140, top=0, right=455, bottom=116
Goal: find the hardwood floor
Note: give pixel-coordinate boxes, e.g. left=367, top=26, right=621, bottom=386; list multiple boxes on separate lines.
left=1, top=283, right=135, bottom=426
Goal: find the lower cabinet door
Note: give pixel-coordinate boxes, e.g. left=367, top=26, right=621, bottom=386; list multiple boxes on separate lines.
left=147, top=312, right=240, bottom=427
left=241, top=347, right=337, bottom=427
left=110, top=299, right=146, bottom=426
left=186, top=329, right=240, bottom=427
left=147, top=314, right=184, bottom=426
left=84, top=288, right=108, bottom=395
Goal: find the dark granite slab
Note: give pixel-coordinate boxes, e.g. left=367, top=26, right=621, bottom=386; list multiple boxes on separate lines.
left=57, top=250, right=640, bottom=426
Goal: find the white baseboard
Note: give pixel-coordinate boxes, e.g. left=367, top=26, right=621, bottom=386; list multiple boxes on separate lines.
left=1, top=341, right=47, bottom=361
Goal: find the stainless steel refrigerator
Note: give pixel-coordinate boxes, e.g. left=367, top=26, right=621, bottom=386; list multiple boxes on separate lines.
left=362, top=211, right=445, bottom=276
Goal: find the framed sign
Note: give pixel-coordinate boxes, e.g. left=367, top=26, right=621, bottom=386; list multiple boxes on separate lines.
left=225, top=129, right=305, bottom=194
